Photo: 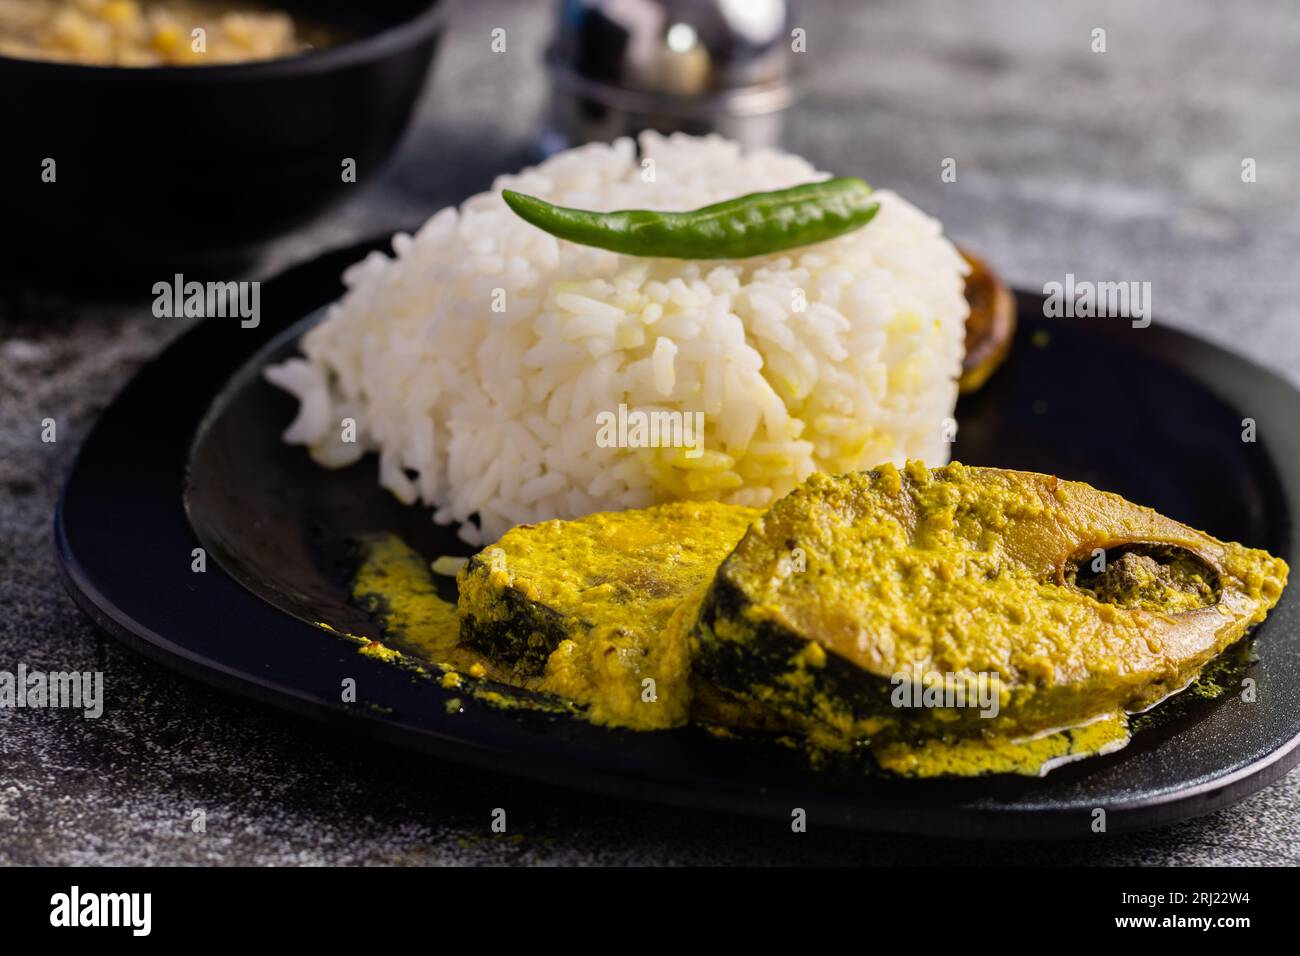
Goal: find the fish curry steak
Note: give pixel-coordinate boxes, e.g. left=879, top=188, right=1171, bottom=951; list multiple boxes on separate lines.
left=350, top=462, right=1287, bottom=777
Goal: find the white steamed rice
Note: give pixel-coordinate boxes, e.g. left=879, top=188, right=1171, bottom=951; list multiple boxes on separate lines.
left=265, top=133, right=969, bottom=545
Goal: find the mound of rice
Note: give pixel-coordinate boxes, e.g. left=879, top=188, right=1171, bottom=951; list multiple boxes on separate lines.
left=266, top=133, right=969, bottom=545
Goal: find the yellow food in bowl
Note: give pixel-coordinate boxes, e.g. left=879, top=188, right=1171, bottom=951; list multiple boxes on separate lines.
left=0, top=0, right=337, bottom=65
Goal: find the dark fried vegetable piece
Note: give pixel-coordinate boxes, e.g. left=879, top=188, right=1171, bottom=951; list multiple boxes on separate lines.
left=958, top=249, right=1016, bottom=393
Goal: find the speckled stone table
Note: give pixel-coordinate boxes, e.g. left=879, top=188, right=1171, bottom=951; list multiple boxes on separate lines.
left=3, top=0, right=1298, bottom=865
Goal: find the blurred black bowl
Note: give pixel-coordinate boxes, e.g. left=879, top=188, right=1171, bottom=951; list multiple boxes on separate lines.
left=0, top=1, right=444, bottom=277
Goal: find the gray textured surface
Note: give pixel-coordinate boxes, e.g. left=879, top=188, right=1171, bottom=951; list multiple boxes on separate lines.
left=2, top=0, right=1299, bottom=865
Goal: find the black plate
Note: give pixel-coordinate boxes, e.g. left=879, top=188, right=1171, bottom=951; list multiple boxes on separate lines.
left=56, top=238, right=1300, bottom=837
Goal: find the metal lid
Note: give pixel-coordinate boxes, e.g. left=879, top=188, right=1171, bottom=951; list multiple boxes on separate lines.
left=547, top=0, right=799, bottom=118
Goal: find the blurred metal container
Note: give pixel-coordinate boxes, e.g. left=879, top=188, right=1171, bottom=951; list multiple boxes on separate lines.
left=544, top=0, right=799, bottom=152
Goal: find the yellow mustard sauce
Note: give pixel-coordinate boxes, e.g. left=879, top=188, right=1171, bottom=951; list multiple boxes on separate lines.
left=336, top=532, right=1125, bottom=776
left=326, top=452, right=1287, bottom=780
left=871, top=712, right=1131, bottom=778
left=690, top=461, right=1288, bottom=773
left=454, top=501, right=761, bottom=730
left=351, top=534, right=477, bottom=672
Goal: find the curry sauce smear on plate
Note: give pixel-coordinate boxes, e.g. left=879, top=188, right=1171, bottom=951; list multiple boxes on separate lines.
left=331, top=462, right=1287, bottom=779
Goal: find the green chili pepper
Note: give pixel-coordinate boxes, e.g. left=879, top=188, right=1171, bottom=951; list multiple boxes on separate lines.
left=501, top=177, right=879, bottom=259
